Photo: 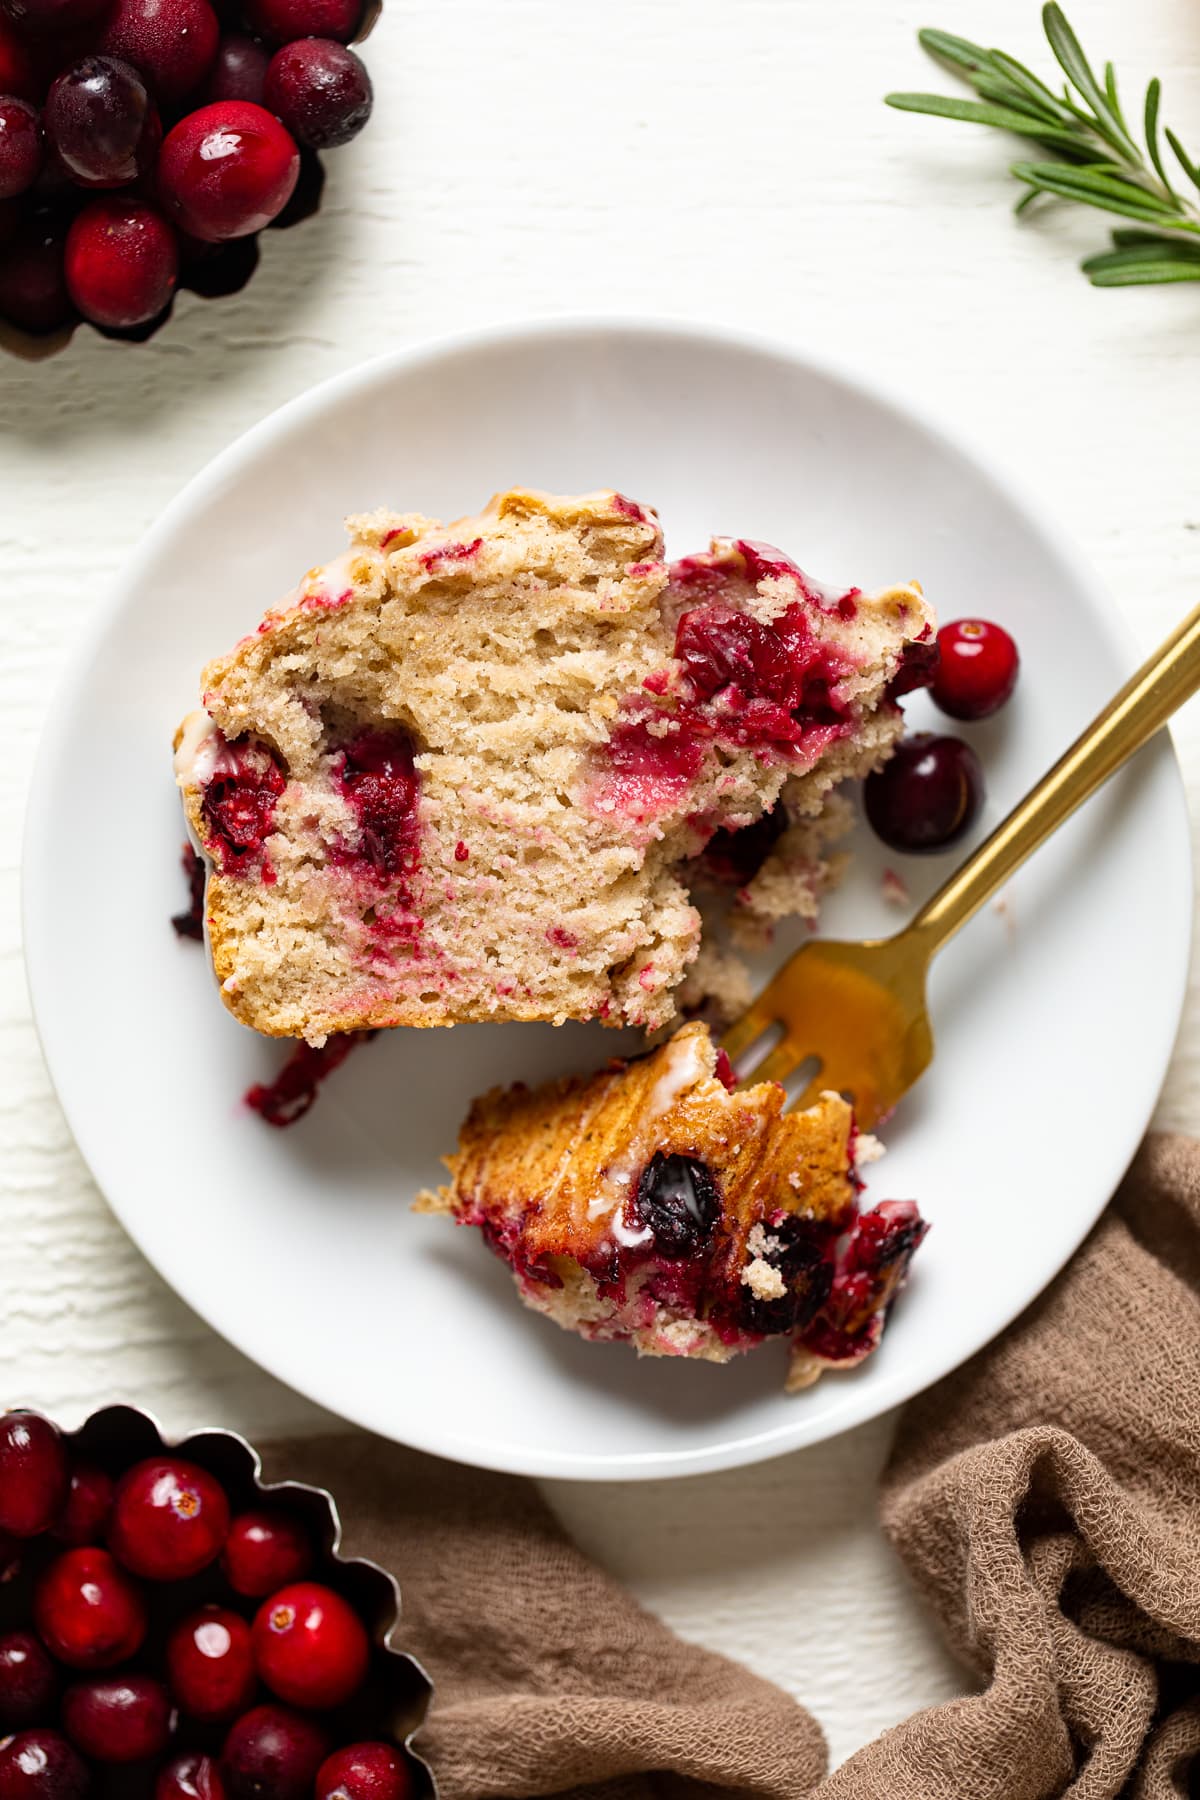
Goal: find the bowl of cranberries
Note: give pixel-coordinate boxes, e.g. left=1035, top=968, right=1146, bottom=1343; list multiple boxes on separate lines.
left=0, top=0, right=379, bottom=349
left=0, top=1406, right=434, bottom=1800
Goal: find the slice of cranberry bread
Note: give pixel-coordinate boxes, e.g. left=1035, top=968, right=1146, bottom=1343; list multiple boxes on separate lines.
left=175, top=488, right=933, bottom=1043
left=417, top=1021, right=928, bottom=1388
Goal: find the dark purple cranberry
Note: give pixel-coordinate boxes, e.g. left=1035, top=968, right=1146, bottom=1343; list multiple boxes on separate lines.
left=54, top=1464, right=115, bottom=1546
left=221, top=1704, right=331, bottom=1800
left=62, top=1674, right=173, bottom=1764
left=221, top=1511, right=312, bottom=1598
left=251, top=1582, right=369, bottom=1710
left=34, top=1547, right=148, bottom=1669
left=0, top=99, right=41, bottom=200
left=202, top=33, right=269, bottom=104
left=44, top=58, right=156, bottom=190
left=0, top=18, right=37, bottom=100
left=0, top=212, right=75, bottom=333
left=157, top=1755, right=226, bottom=1800
left=0, top=1632, right=58, bottom=1731
left=0, top=0, right=110, bottom=32
left=930, top=617, right=1020, bottom=720
left=738, top=1215, right=833, bottom=1336
left=632, top=1154, right=720, bottom=1259
left=97, top=0, right=220, bottom=105
left=167, top=1606, right=256, bottom=1722
left=108, top=1457, right=230, bottom=1580
left=0, top=1413, right=68, bottom=1538
left=864, top=732, right=983, bottom=854
left=242, top=0, right=359, bottom=44
left=263, top=39, right=371, bottom=149
left=0, top=1731, right=89, bottom=1800
left=701, top=806, right=786, bottom=887
left=315, top=1746, right=412, bottom=1800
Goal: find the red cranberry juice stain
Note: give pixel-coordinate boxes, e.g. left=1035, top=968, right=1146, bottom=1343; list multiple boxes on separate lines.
left=245, top=1031, right=375, bottom=1128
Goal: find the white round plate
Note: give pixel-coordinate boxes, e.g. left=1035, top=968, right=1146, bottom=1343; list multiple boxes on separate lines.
left=24, top=318, right=1192, bottom=1480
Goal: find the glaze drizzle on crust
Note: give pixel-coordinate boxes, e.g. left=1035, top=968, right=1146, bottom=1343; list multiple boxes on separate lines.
left=419, top=1021, right=929, bottom=1386
left=175, top=488, right=932, bottom=1045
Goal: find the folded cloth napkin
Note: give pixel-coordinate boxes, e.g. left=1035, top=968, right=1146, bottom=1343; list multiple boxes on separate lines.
left=263, top=1133, right=1200, bottom=1800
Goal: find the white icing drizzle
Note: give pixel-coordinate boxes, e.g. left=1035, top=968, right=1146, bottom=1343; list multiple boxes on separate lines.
left=587, top=1030, right=712, bottom=1234
left=174, top=711, right=222, bottom=787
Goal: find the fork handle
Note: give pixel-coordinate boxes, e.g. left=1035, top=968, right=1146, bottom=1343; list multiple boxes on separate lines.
left=908, top=598, right=1200, bottom=954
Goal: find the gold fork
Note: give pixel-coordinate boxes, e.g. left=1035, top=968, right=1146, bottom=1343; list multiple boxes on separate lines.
left=723, top=601, right=1200, bottom=1128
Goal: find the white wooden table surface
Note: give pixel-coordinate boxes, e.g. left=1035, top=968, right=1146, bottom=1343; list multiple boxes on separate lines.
left=4, top=0, right=1200, bottom=1770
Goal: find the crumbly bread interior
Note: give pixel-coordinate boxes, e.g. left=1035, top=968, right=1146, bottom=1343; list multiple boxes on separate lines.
left=176, top=489, right=931, bottom=1043
left=421, top=1021, right=926, bottom=1386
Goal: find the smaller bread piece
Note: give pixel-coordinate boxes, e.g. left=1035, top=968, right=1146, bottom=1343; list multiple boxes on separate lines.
left=418, top=1021, right=928, bottom=1389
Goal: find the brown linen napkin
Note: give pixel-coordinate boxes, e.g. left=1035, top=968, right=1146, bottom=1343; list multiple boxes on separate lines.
left=264, top=1132, right=1200, bottom=1800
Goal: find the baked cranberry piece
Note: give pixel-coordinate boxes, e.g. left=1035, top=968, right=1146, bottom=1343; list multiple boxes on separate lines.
left=242, top=0, right=360, bottom=44
left=202, top=34, right=269, bottom=105
left=632, top=1154, right=720, bottom=1259
left=263, top=39, right=372, bottom=149
left=930, top=618, right=1019, bottom=721
left=167, top=1606, right=256, bottom=1723
left=108, top=1456, right=230, bottom=1581
left=0, top=1412, right=68, bottom=1537
left=0, top=100, right=41, bottom=200
left=336, top=732, right=420, bottom=883
left=886, top=636, right=940, bottom=700
left=158, top=102, right=299, bottom=242
left=738, top=1215, right=833, bottom=1336
left=701, top=807, right=786, bottom=887
left=0, top=1731, right=90, bottom=1800
left=315, top=1745, right=412, bottom=1800
left=45, top=58, right=157, bottom=190
left=676, top=605, right=793, bottom=704
left=53, top=1464, right=114, bottom=1547
left=251, top=1582, right=369, bottom=1710
left=221, top=1511, right=312, bottom=1598
left=97, top=0, right=220, bottom=104
left=864, top=733, right=983, bottom=854
left=65, top=198, right=179, bottom=330
left=0, top=1632, right=58, bottom=1731
left=158, top=1755, right=226, bottom=1800
left=34, top=1547, right=148, bottom=1669
left=0, top=212, right=75, bottom=333
left=222, top=1704, right=331, bottom=1800
left=62, top=1674, right=173, bottom=1764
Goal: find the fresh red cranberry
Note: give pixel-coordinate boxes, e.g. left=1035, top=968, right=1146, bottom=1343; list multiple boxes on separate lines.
left=0, top=1732, right=89, bottom=1800
left=315, top=1746, right=411, bottom=1800
left=157, top=1754, right=226, bottom=1800
left=335, top=731, right=420, bottom=883
left=0, top=19, right=37, bottom=100
left=45, top=57, right=157, bottom=189
left=202, top=33, right=269, bottom=104
left=167, top=1606, right=256, bottom=1723
left=0, top=1413, right=68, bottom=1537
left=61, top=1674, right=173, bottom=1764
left=0, top=0, right=110, bottom=33
left=34, top=1547, right=148, bottom=1669
left=930, top=617, right=1020, bottom=720
left=0, top=1632, right=58, bottom=1731
left=0, top=212, right=74, bottom=332
left=221, top=1511, right=312, bottom=1598
left=251, top=1582, right=369, bottom=1711
left=65, top=196, right=178, bottom=328
left=54, top=1465, right=115, bottom=1547
left=242, top=0, right=360, bottom=45
left=108, top=1457, right=230, bottom=1581
left=263, top=39, right=371, bottom=148
left=98, top=0, right=219, bottom=104
left=0, top=100, right=42, bottom=200
left=632, top=1154, right=720, bottom=1259
left=158, top=101, right=298, bottom=241
left=221, top=1705, right=331, bottom=1800
left=864, top=732, right=983, bottom=854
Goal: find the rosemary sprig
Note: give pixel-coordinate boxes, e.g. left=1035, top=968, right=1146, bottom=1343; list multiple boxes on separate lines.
left=885, top=5, right=1200, bottom=286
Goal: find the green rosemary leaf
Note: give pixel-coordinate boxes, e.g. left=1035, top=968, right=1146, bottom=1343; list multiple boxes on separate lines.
left=1107, top=226, right=1200, bottom=255
left=1086, top=258, right=1200, bottom=285
left=1144, top=79, right=1177, bottom=198
left=1165, top=128, right=1200, bottom=195
left=1011, top=160, right=1189, bottom=224
left=988, top=49, right=1077, bottom=120
left=971, top=69, right=1062, bottom=121
left=916, top=28, right=996, bottom=76
left=886, top=91, right=1106, bottom=153
left=1103, top=61, right=1127, bottom=134
left=1042, top=3, right=1140, bottom=161
left=1014, top=187, right=1040, bottom=214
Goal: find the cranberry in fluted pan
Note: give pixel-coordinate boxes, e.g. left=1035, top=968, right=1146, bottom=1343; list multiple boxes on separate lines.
left=0, top=1631, right=58, bottom=1731
left=222, top=1512, right=312, bottom=1599
left=0, top=1413, right=68, bottom=1538
left=222, top=1704, right=331, bottom=1800
left=167, top=1607, right=257, bottom=1723
left=0, top=1731, right=90, bottom=1800
left=252, top=1583, right=369, bottom=1711
left=157, top=1755, right=226, bottom=1800
left=316, top=1745, right=413, bottom=1800
left=62, top=1674, right=174, bottom=1764
left=53, top=1466, right=114, bottom=1548
left=34, top=1548, right=148, bottom=1670
left=108, top=1457, right=230, bottom=1581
